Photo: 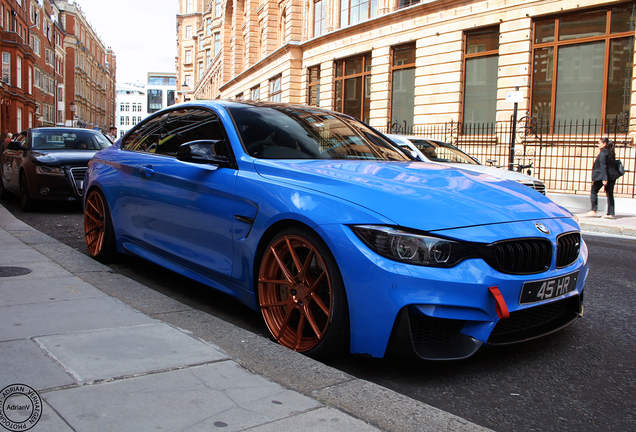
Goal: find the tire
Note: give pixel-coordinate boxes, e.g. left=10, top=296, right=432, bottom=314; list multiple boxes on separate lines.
left=257, top=227, right=349, bottom=359
left=19, top=172, right=36, bottom=211
left=0, top=176, right=10, bottom=200
left=84, top=188, right=118, bottom=263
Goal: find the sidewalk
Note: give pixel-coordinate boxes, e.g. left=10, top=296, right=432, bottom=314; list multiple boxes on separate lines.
left=548, top=193, right=636, bottom=237
left=0, top=202, right=489, bottom=432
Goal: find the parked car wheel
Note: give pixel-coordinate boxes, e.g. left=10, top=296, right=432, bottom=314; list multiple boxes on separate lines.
left=257, top=227, right=349, bottom=359
left=0, top=176, right=9, bottom=200
left=84, top=189, right=118, bottom=263
left=19, top=172, right=35, bottom=211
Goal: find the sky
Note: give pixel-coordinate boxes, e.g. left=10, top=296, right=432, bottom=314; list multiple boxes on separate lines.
left=71, top=0, right=179, bottom=85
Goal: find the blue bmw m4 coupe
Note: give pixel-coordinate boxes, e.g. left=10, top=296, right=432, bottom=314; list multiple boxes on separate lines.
left=83, top=100, right=588, bottom=360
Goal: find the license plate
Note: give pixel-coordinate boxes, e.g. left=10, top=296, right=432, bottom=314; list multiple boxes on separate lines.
left=520, top=271, right=579, bottom=304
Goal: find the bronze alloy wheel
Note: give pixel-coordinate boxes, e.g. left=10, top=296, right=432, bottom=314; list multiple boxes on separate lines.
left=84, top=189, right=117, bottom=262
left=258, top=231, right=341, bottom=354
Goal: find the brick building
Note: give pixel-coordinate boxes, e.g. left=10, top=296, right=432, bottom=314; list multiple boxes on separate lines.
left=176, top=0, right=635, bottom=134
left=0, top=0, right=116, bottom=138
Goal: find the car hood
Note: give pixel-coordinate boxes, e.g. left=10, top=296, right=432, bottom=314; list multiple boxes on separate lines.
left=442, top=163, right=541, bottom=183
left=30, top=150, right=98, bottom=166
left=253, top=159, right=570, bottom=231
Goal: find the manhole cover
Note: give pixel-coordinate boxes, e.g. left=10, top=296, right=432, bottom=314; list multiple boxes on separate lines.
left=0, top=267, right=32, bottom=277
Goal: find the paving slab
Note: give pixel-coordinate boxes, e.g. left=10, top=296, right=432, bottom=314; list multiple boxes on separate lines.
left=35, top=323, right=228, bottom=383
left=247, top=406, right=380, bottom=431
left=0, top=339, right=75, bottom=391
left=44, top=361, right=322, bottom=432
left=0, top=297, right=154, bottom=341
left=0, top=275, right=106, bottom=307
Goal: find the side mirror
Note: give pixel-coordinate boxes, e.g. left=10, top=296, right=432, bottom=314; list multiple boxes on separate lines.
left=7, top=141, right=25, bottom=151
left=177, top=140, right=230, bottom=165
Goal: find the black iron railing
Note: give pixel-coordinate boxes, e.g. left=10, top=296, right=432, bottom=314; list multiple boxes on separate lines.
left=380, top=117, right=636, bottom=198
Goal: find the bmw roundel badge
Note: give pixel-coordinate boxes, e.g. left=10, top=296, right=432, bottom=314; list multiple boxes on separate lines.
left=535, top=222, right=550, bottom=235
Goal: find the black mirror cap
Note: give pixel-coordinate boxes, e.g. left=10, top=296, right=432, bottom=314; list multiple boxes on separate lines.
left=7, top=141, right=25, bottom=151
left=176, top=140, right=230, bottom=165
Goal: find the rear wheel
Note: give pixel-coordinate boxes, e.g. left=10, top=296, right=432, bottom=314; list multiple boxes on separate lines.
left=84, top=189, right=118, bottom=263
left=257, top=227, right=349, bottom=359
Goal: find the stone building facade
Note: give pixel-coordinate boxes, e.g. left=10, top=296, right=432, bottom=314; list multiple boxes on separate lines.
left=176, top=0, right=635, bottom=134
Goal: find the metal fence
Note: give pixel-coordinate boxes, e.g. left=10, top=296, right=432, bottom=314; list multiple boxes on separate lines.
left=379, top=117, right=636, bottom=199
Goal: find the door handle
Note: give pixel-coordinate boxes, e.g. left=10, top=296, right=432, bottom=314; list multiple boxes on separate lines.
left=140, top=165, right=155, bottom=177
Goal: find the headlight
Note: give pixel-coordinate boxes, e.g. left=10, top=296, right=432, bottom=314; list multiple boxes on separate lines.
left=36, top=166, right=66, bottom=176
left=351, top=225, right=477, bottom=267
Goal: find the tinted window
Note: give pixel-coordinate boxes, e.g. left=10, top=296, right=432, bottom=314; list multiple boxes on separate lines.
left=31, top=129, right=110, bottom=150
left=410, top=139, right=478, bottom=164
left=122, top=108, right=229, bottom=158
left=122, top=112, right=169, bottom=153
left=228, top=104, right=407, bottom=161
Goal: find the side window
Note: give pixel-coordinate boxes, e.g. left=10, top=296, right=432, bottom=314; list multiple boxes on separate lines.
left=122, top=112, right=169, bottom=152
left=123, top=108, right=230, bottom=159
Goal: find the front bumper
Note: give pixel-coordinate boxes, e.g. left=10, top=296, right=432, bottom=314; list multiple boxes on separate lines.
left=320, top=218, right=589, bottom=359
left=28, top=166, right=86, bottom=202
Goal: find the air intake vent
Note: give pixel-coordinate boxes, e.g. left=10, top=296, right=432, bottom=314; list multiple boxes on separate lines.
left=481, top=238, right=552, bottom=275
left=556, top=232, right=581, bottom=268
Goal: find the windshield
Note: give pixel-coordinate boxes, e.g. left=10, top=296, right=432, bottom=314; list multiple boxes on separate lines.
left=228, top=104, right=409, bottom=161
left=31, top=130, right=111, bottom=151
left=409, top=139, right=479, bottom=165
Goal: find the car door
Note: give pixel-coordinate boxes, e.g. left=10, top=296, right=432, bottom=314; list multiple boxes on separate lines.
left=132, top=107, right=238, bottom=280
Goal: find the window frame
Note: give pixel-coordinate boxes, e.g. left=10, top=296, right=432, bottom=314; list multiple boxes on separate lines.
left=333, top=53, right=372, bottom=123
left=462, top=26, right=500, bottom=127
left=530, top=3, right=636, bottom=129
left=390, top=43, right=416, bottom=130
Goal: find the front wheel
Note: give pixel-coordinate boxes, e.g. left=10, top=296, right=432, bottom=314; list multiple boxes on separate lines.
left=19, top=172, right=35, bottom=211
left=84, top=189, right=118, bottom=263
left=257, top=227, right=349, bottom=359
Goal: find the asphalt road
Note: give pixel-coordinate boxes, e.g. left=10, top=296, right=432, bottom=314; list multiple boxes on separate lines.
left=2, top=197, right=634, bottom=432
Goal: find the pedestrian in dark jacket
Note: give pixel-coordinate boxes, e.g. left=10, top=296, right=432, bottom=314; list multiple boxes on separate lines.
left=586, top=137, right=619, bottom=219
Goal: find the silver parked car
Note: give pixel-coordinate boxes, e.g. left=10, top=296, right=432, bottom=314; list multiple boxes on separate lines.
left=387, top=134, right=546, bottom=195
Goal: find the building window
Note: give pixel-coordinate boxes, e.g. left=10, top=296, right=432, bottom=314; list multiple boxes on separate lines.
left=531, top=3, right=635, bottom=128
left=206, top=50, right=211, bottom=68
left=2, top=52, right=10, bottom=85
left=334, top=53, right=372, bottom=123
left=186, top=0, right=193, bottom=13
left=30, top=35, right=41, bottom=56
left=269, top=76, right=282, bottom=101
left=185, top=75, right=191, bottom=87
left=215, top=0, right=221, bottom=18
left=340, top=0, right=377, bottom=28
left=391, top=43, right=416, bottom=130
left=214, top=33, right=221, bottom=57
left=148, top=89, right=163, bottom=113
left=313, top=0, right=326, bottom=37
left=307, top=66, right=320, bottom=106
left=167, top=90, right=176, bottom=106
left=16, top=55, right=22, bottom=89
left=463, top=27, right=499, bottom=127
left=185, top=50, right=192, bottom=64
left=251, top=85, right=260, bottom=101
left=186, top=25, right=192, bottom=38
left=398, top=0, right=419, bottom=9
left=17, top=107, right=22, bottom=131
